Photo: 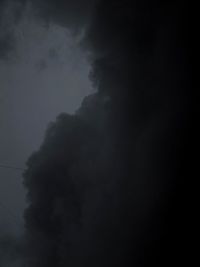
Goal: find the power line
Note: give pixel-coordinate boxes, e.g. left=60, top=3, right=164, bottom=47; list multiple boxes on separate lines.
left=0, top=164, right=25, bottom=171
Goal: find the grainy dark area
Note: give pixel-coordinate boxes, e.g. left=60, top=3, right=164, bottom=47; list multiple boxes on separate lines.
left=0, top=1, right=193, bottom=266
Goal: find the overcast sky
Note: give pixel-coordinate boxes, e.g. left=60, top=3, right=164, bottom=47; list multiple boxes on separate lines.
left=0, top=1, right=191, bottom=266
left=0, top=6, right=92, bottom=235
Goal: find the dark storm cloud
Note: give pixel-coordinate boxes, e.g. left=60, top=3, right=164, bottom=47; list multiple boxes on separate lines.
left=22, top=0, right=190, bottom=266
left=0, top=0, right=25, bottom=59
left=0, top=0, right=6, bottom=11
left=0, top=32, right=14, bottom=59
left=23, top=107, right=106, bottom=266
left=29, top=0, right=98, bottom=31
left=0, top=0, right=11, bottom=59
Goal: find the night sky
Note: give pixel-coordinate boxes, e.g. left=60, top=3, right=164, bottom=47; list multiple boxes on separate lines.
left=0, top=1, right=191, bottom=266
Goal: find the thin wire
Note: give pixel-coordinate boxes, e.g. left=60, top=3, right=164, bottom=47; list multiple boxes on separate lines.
left=0, top=164, right=25, bottom=171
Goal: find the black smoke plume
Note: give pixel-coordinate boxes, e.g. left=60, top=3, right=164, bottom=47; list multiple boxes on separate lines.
left=23, top=0, right=191, bottom=266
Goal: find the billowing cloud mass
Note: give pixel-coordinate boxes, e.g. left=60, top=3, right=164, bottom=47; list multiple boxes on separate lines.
left=1, top=0, right=190, bottom=266
left=29, top=0, right=97, bottom=30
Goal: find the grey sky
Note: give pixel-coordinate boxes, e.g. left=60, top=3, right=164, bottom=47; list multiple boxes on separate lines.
left=0, top=8, right=93, bottom=234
